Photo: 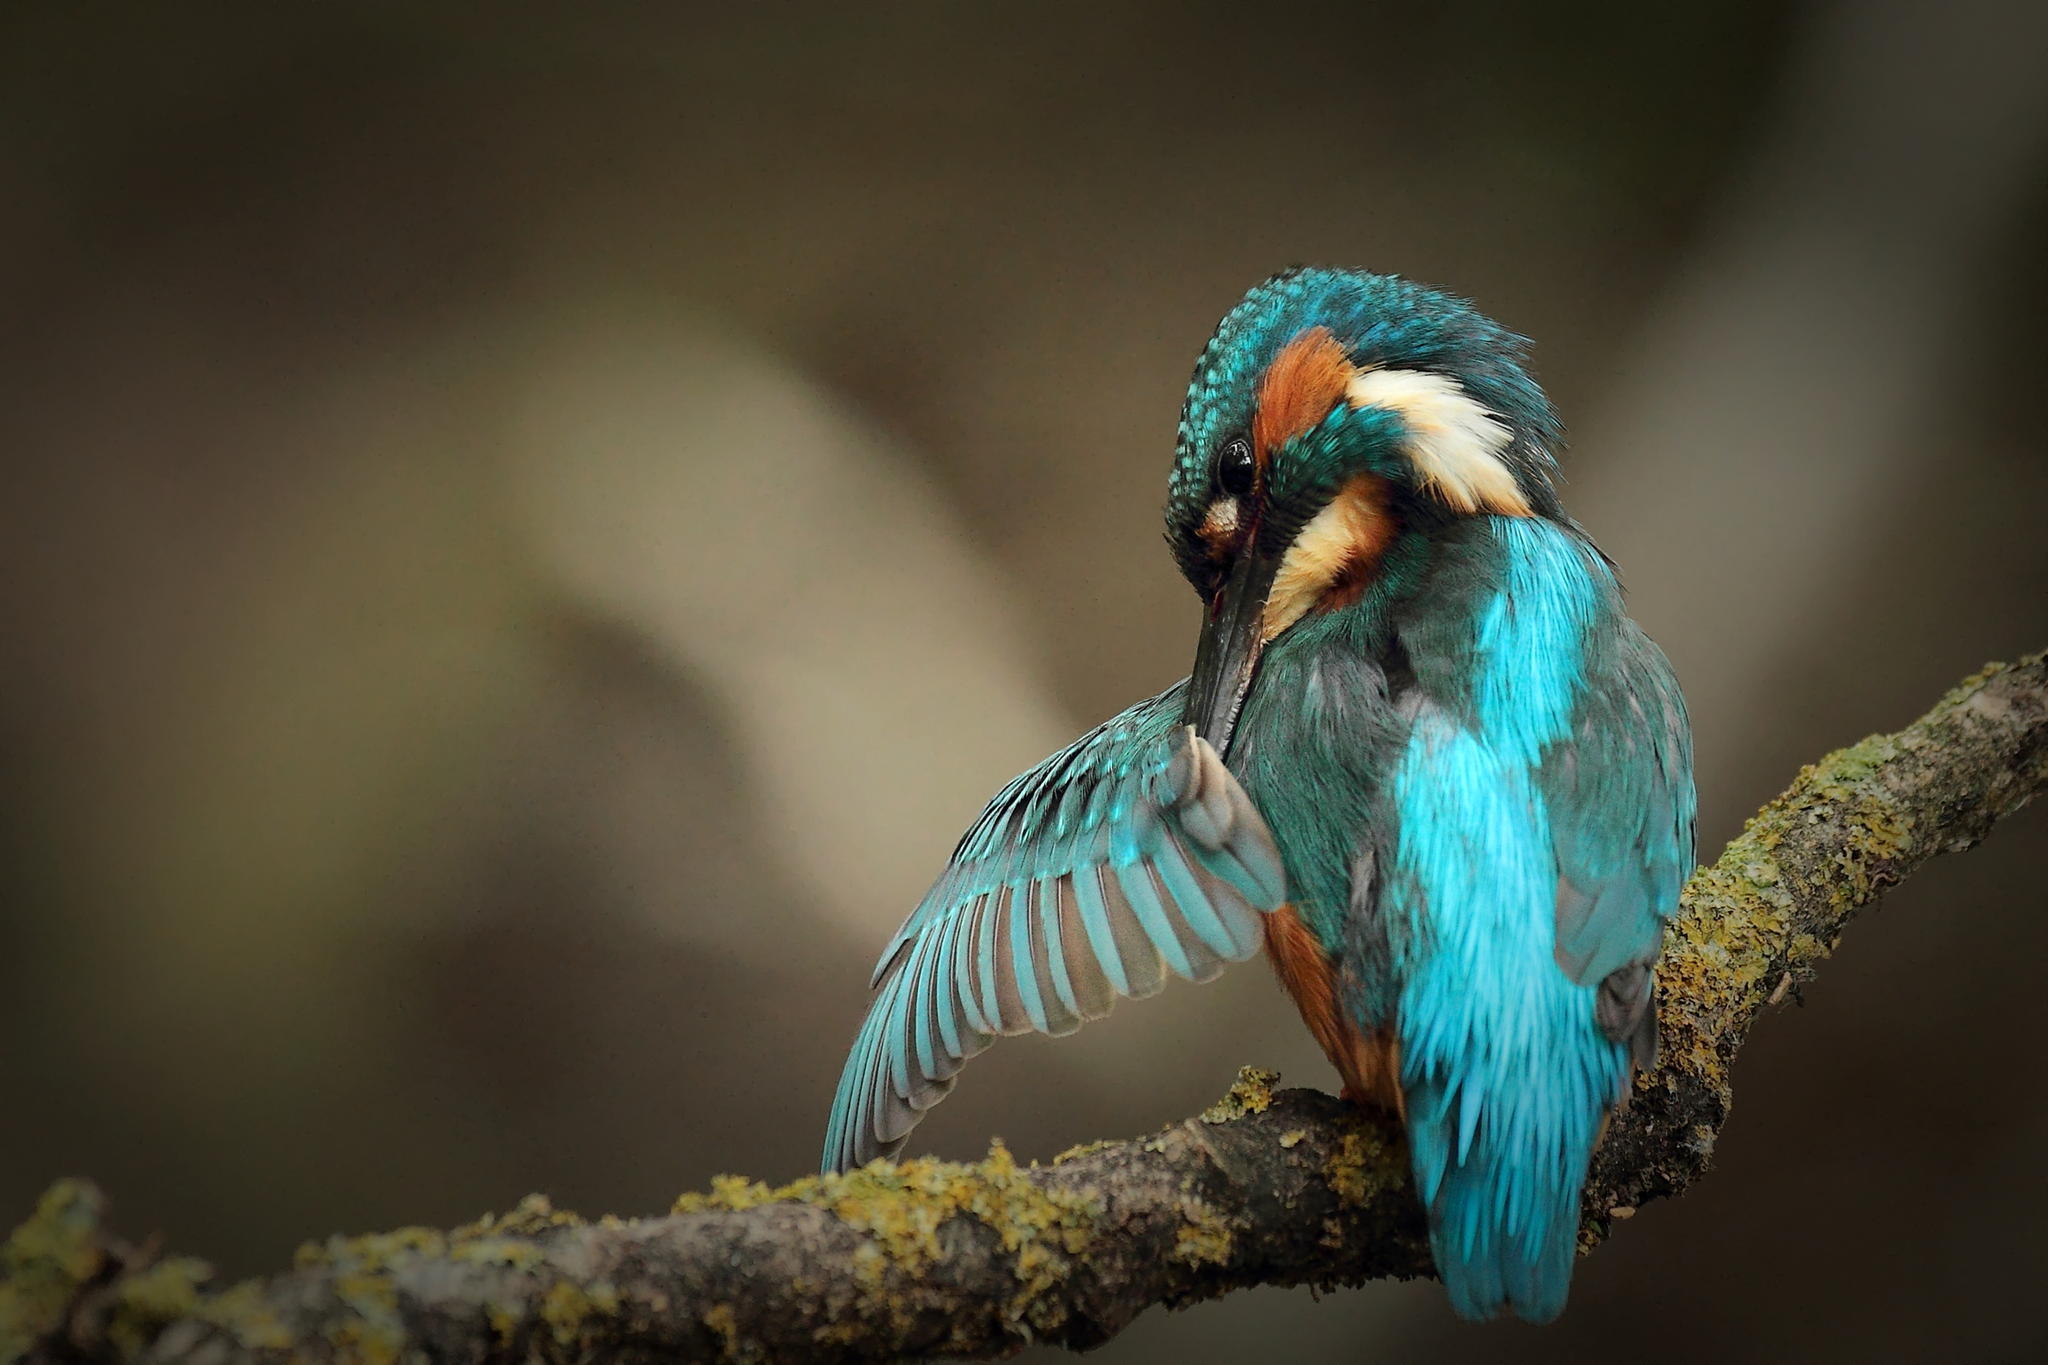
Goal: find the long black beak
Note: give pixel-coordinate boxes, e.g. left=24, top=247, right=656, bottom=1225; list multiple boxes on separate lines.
left=1183, top=544, right=1282, bottom=758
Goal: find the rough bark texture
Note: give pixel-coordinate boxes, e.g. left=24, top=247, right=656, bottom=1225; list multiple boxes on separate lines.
left=5, top=652, right=2044, bottom=1365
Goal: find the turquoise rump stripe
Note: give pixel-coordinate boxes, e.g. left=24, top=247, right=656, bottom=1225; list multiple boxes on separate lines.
left=1389, top=516, right=1633, bottom=1322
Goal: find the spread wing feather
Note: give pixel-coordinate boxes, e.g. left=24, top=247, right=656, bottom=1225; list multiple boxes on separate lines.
left=822, top=684, right=1287, bottom=1172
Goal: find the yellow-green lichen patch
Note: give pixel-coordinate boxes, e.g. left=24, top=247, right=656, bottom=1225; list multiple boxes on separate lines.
left=456, top=1193, right=583, bottom=1241
left=1324, top=1123, right=1404, bottom=1208
left=296, top=1224, right=448, bottom=1274
left=329, top=1269, right=403, bottom=1365
left=485, top=1302, right=522, bottom=1346
left=101, top=1256, right=290, bottom=1358
left=1656, top=717, right=1935, bottom=1097
left=1655, top=863, right=1783, bottom=1088
left=1171, top=1202, right=1235, bottom=1267
left=701, top=1301, right=742, bottom=1356
left=672, top=1174, right=782, bottom=1215
left=846, top=1242, right=886, bottom=1292
left=328, top=1318, right=403, bottom=1365
left=540, top=1279, right=622, bottom=1348
left=1747, top=730, right=1920, bottom=904
left=334, top=1271, right=397, bottom=1318
left=449, top=1236, right=543, bottom=1271
left=0, top=1180, right=107, bottom=1361
left=105, top=1256, right=211, bottom=1356
left=280, top=1195, right=575, bottom=1354
left=1051, top=1138, right=1116, bottom=1165
left=674, top=1141, right=1101, bottom=1338
left=1278, top=1130, right=1307, bottom=1149
left=681, top=1144, right=1097, bottom=1269
left=809, top=1312, right=867, bottom=1350
left=196, top=1279, right=294, bottom=1351
left=842, top=1145, right=1095, bottom=1284
left=1200, top=1067, right=1279, bottom=1124
left=1948, top=658, right=2010, bottom=697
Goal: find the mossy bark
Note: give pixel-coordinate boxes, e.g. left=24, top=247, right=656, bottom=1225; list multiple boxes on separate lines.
left=5, top=652, right=2044, bottom=1365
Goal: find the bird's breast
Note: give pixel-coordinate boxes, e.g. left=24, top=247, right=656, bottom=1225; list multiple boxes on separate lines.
left=1263, top=903, right=1404, bottom=1113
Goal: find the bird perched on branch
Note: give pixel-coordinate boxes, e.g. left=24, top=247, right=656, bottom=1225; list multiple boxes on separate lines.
left=821, top=267, right=1695, bottom=1323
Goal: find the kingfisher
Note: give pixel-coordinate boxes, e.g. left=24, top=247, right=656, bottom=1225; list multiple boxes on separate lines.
left=820, top=267, right=1695, bottom=1323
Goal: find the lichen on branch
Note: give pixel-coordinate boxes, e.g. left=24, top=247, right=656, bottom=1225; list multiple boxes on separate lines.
left=5, top=652, right=2044, bottom=1365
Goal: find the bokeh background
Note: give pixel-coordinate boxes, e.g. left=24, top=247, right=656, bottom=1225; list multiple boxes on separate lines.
left=5, top=2, right=2047, bottom=1360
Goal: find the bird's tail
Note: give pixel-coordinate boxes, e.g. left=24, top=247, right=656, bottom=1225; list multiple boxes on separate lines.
left=1403, top=1043, right=1624, bottom=1324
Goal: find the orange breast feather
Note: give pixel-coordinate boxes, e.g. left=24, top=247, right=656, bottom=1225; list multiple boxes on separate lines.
left=1264, top=905, right=1404, bottom=1115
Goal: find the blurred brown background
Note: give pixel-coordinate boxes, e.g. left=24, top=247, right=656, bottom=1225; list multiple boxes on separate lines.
left=4, top=2, right=2047, bottom=1360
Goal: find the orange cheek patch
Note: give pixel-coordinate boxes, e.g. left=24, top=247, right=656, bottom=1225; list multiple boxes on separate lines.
left=1260, top=473, right=1400, bottom=640
left=1313, top=475, right=1399, bottom=615
left=1253, top=326, right=1358, bottom=461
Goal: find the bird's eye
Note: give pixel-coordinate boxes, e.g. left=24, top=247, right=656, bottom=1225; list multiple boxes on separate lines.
left=1215, top=436, right=1256, bottom=499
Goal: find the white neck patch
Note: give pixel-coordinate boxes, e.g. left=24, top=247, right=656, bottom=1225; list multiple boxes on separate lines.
left=1344, top=368, right=1531, bottom=517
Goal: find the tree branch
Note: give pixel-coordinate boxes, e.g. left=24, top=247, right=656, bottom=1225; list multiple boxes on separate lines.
left=6, top=652, right=2045, bottom=1364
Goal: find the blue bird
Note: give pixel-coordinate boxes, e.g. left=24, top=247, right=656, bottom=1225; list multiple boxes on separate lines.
left=821, top=267, right=1695, bottom=1322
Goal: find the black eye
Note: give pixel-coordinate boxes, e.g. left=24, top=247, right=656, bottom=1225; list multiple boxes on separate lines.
left=1215, top=436, right=1256, bottom=499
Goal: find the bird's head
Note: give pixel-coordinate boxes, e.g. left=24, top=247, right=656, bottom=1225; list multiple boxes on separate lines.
left=1169, top=267, right=1564, bottom=751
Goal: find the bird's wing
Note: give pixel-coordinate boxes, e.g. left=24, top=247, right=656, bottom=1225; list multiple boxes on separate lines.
left=821, top=683, right=1288, bottom=1171
left=1541, top=624, right=1697, bottom=1065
